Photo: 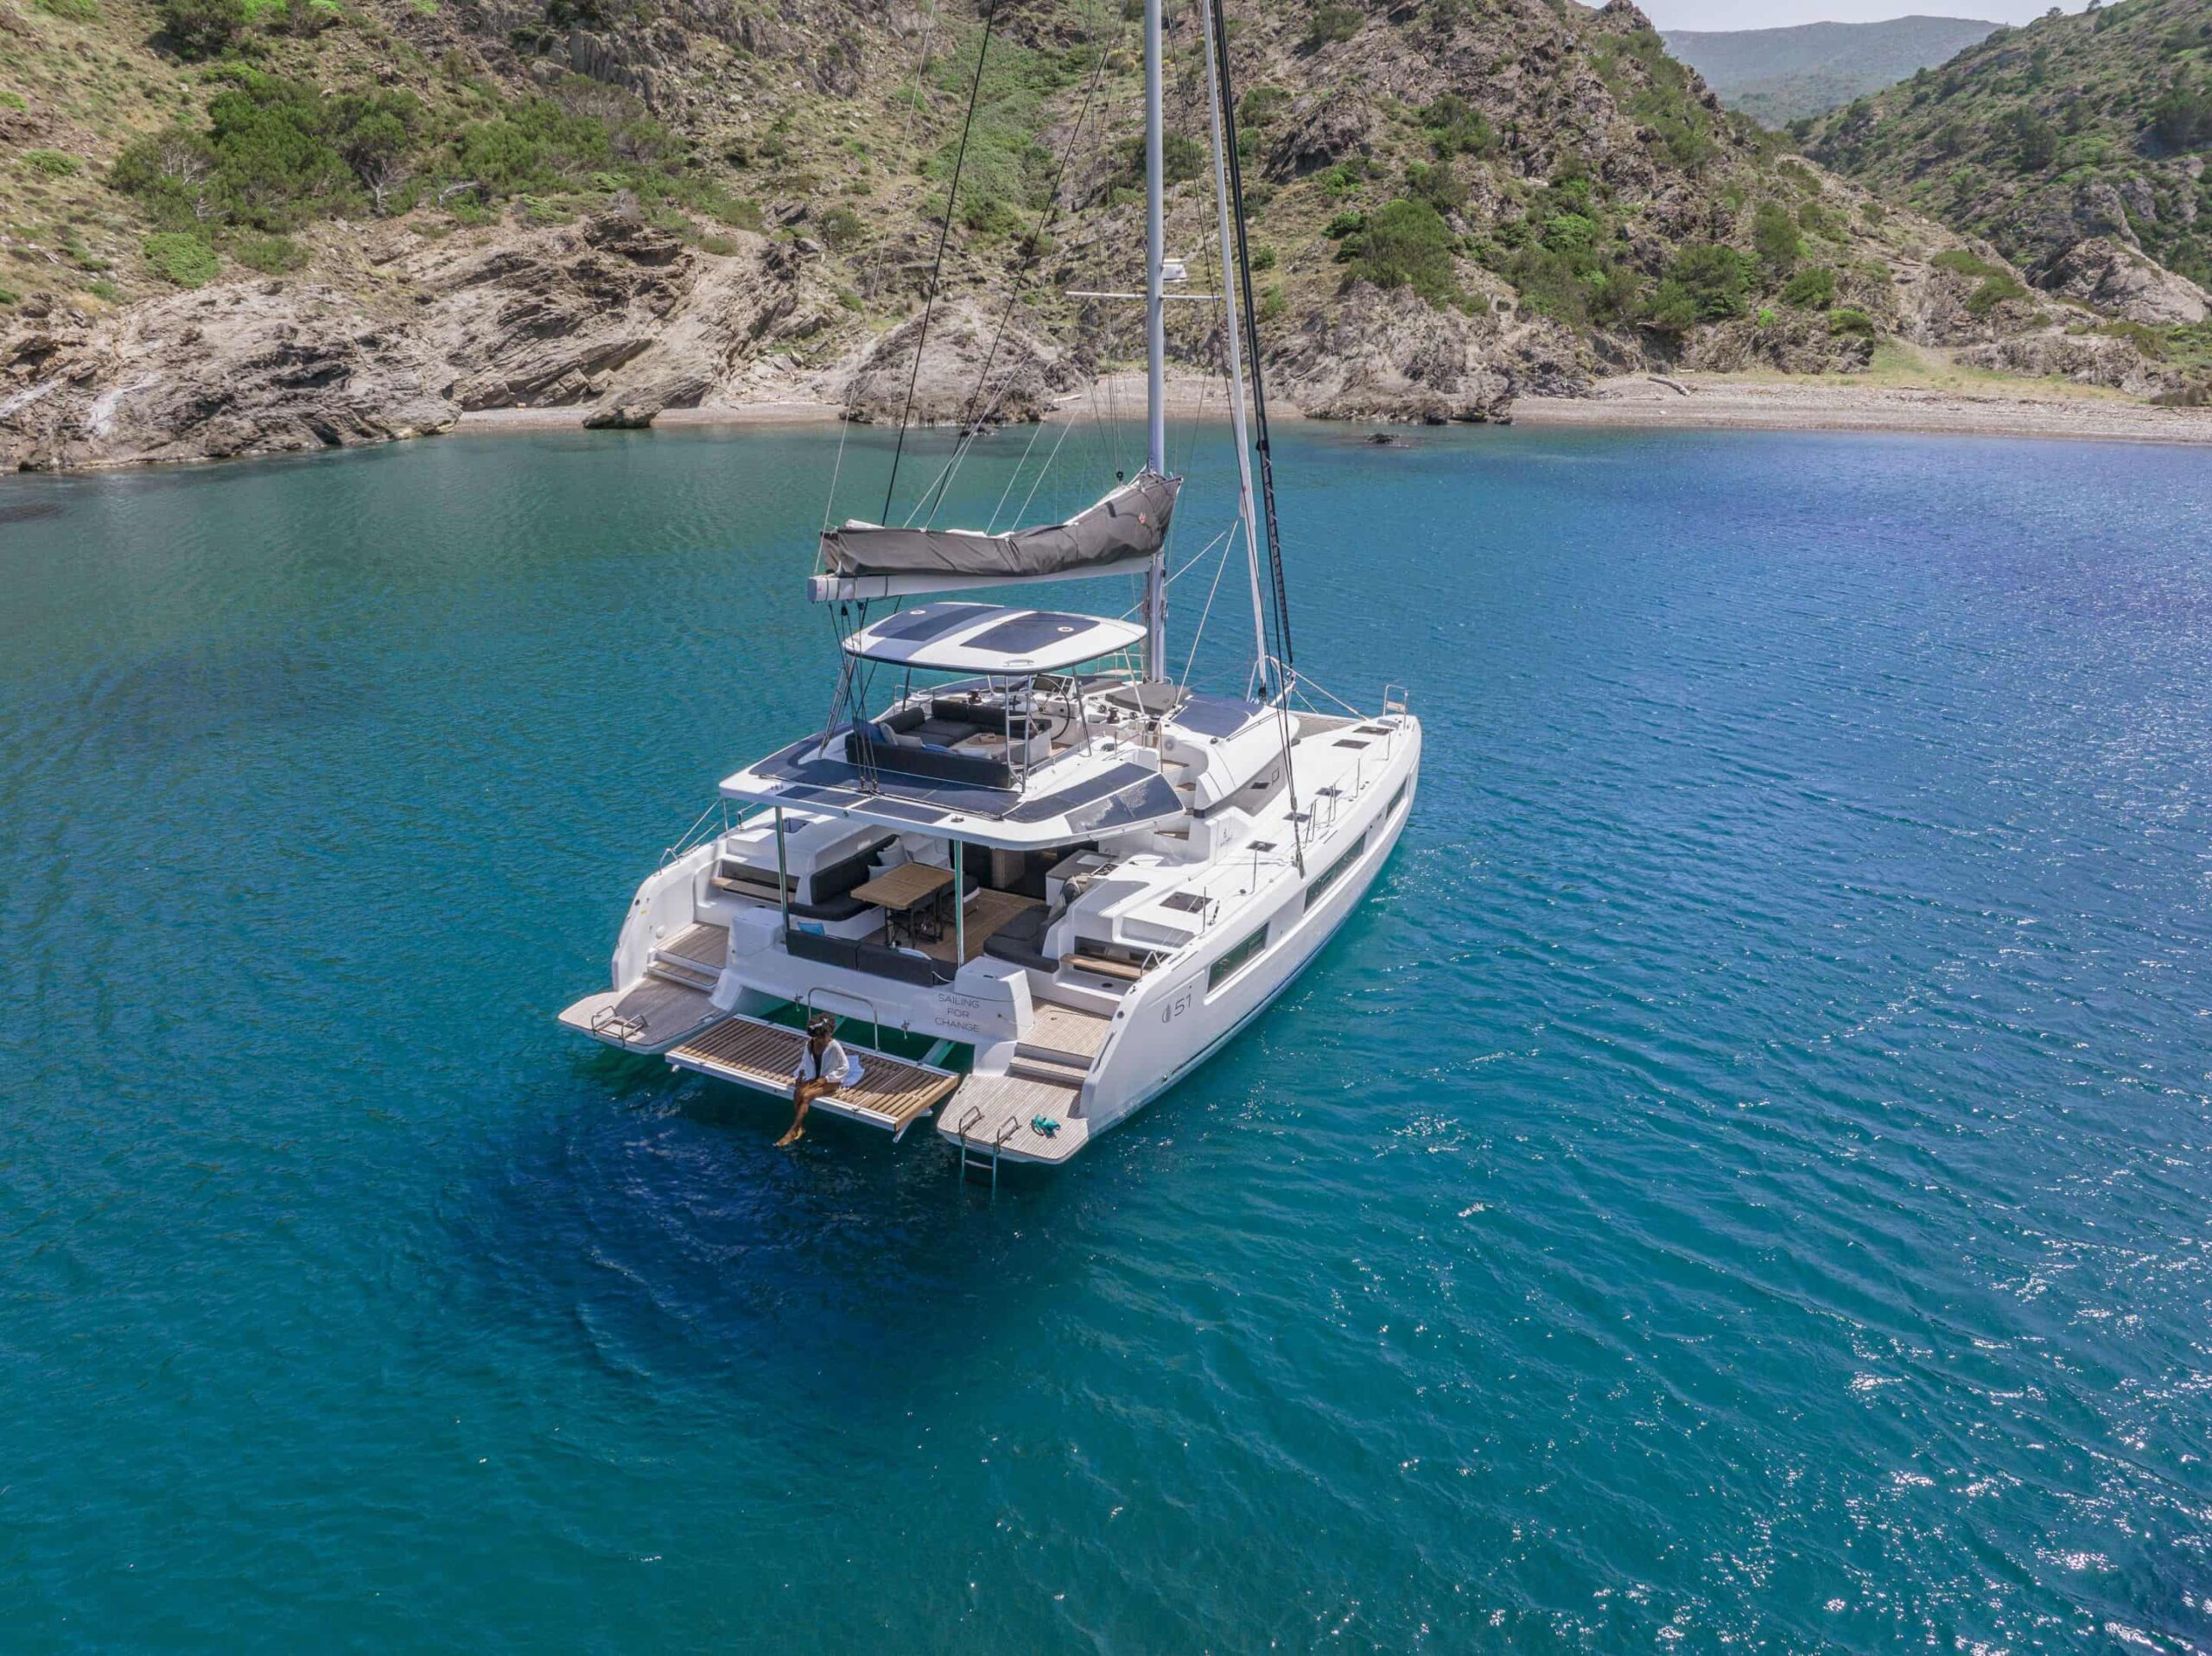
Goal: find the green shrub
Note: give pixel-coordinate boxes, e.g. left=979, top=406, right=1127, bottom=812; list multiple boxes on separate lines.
left=1319, top=161, right=1363, bottom=198
left=1751, top=199, right=1802, bottom=279
left=1307, top=3, right=1362, bottom=48
left=1257, top=282, right=1287, bottom=322
left=1323, top=209, right=1365, bottom=239
left=1238, top=86, right=1287, bottom=127
left=1405, top=159, right=1465, bottom=213
left=2147, top=84, right=2212, bottom=151
left=1932, top=247, right=2000, bottom=280
left=1510, top=244, right=1642, bottom=327
left=518, top=194, right=572, bottom=226
left=1783, top=264, right=1837, bottom=308
left=112, top=68, right=709, bottom=246
left=1541, top=212, right=1596, bottom=254
left=1109, top=131, right=1204, bottom=194
left=1599, top=27, right=1716, bottom=172
left=817, top=203, right=864, bottom=251
left=22, top=149, right=80, bottom=176
left=1966, top=271, right=2029, bottom=315
left=1417, top=93, right=1493, bottom=159
left=159, top=0, right=247, bottom=58
left=35, top=0, right=99, bottom=18
left=2098, top=319, right=2168, bottom=358
left=1646, top=243, right=1755, bottom=331
left=1827, top=307, right=1876, bottom=339
left=1335, top=196, right=1461, bottom=307
left=144, top=231, right=219, bottom=288
left=0, top=286, right=19, bottom=306
left=1998, top=105, right=2058, bottom=169
left=1249, top=244, right=1276, bottom=270
left=691, top=189, right=763, bottom=232
left=232, top=232, right=304, bottom=272
left=0, top=92, right=24, bottom=111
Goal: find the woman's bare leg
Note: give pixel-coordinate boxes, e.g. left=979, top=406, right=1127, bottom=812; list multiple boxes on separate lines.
left=777, top=1080, right=827, bottom=1146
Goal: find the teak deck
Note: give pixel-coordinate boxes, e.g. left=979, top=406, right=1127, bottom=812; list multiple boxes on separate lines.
left=556, top=979, right=722, bottom=1054
left=942, top=1072, right=1091, bottom=1164
left=667, top=1014, right=962, bottom=1138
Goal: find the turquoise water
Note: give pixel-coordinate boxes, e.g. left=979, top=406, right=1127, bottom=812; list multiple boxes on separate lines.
left=3, top=422, right=2209, bottom=1652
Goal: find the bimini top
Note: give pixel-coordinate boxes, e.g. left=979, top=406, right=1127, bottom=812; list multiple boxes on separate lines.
left=843, top=604, right=1145, bottom=675
left=819, top=471, right=1179, bottom=584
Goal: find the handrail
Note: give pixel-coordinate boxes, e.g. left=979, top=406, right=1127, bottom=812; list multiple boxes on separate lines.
left=590, top=1005, right=647, bottom=1042
left=801, top=985, right=886, bottom=1052
left=661, top=798, right=739, bottom=866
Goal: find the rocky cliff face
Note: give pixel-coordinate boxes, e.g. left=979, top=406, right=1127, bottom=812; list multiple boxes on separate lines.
left=0, top=206, right=851, bottom=467
left=0, top=0, right=2179, bottom=468
left=0, top=284, right=456, bottom=469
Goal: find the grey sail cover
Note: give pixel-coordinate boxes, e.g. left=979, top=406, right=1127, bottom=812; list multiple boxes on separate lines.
left=820, top=471, right=1179, bottom=581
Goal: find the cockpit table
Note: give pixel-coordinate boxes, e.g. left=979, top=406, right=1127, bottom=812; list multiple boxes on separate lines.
left=851, top=862, right=957, bottom=947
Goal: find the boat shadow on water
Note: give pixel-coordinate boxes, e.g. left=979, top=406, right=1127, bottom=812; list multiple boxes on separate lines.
left=452, top=850, right=1415, bottom=1418
left=442, top=1037, right=1161, bottom=1415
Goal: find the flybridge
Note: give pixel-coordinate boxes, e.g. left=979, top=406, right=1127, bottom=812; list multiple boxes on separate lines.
left=842, top=605, right=1147, bottom=676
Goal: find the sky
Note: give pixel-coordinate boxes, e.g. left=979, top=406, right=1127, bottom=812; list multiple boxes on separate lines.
left=1638, top=0, right=2084, bottom=29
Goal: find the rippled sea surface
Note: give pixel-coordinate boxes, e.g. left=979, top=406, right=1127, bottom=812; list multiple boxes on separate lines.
left=3, top=422, right=2209, bottom=1652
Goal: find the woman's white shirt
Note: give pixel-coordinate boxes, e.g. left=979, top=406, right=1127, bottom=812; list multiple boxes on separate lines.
left=793, top=1039, right=862, bottom=1086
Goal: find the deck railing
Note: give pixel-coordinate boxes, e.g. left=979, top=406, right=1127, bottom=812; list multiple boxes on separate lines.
left=660, top=799, right=742, bottom=866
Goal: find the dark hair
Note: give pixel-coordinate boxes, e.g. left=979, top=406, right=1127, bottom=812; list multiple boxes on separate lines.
left=806, top=1013, right=836, bottom=1039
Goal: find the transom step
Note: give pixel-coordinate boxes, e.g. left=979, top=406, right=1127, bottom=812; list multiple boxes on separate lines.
left=648, top=921, right=728, bottom=990
left=1016, top=1001, right=1113, bottom=1069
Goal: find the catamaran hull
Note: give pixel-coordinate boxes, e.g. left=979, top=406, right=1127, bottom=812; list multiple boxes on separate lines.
left=973, top=719, right=1422, bottom=1164
left=564, top=714, right=1421, bottom=1171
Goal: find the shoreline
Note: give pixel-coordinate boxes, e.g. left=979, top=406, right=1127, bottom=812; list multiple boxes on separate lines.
left=454, top=371, right=2212, bottom=447
left=1513, top=373, right=2212, bottom=446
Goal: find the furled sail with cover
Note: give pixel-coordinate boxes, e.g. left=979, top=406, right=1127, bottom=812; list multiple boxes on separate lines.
left=819, top=471, right=1179, bottom=582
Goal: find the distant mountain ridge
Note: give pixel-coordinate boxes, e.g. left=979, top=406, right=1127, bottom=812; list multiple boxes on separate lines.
left=1665, top=16, right=2003, bottom=126
left=1805, top=0, right=2212, bottom=305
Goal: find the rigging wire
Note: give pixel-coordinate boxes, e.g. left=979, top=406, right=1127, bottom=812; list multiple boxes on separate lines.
left=985, top=413, right=1051, bottom=533
left=906, top=19, right=1120, bottom=529
left=1008, top=394, right=1088, bottom=528
left=1178, top=523, right=1239, bottom=692
left=1205, top=0, right=1294, bottom=681
left=822, top=0, right=944, bottom=541
left=880, top=0, right=1001, bottom=524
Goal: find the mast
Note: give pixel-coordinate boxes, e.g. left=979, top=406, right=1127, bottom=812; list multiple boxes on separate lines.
left=1198, top=0, right=1268, bottom=697
left=1141, top=0, right=1168, bottom=681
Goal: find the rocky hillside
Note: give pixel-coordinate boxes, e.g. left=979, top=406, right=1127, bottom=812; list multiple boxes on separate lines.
left=0, top=0, right=2179, bottom=468
left=1665, top=16, right=2000, bottom=129
left=1803, top=0, right=2212, bottom=338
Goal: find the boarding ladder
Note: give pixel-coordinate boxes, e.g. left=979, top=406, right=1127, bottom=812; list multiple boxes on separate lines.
left=952, top=1103, right=1023, bottom=1194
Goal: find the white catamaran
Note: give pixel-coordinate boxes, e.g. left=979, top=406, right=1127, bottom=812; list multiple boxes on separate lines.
left=559, top=0, right=1422, bottom=1177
